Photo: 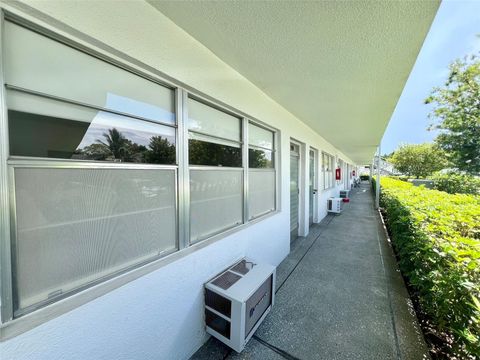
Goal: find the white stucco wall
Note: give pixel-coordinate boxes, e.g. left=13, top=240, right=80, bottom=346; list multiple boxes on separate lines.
left=0, top=1, right=355, bottom=359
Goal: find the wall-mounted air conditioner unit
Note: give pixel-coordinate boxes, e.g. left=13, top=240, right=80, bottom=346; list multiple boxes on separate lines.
left=204, top=259, right=276, bottom=353
left=327, top=197, right=343, bottom=214
left=339, top=189, right=350, bottom=199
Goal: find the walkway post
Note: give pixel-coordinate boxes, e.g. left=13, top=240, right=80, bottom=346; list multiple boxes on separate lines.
left=375, top=144, right=381, bottom=209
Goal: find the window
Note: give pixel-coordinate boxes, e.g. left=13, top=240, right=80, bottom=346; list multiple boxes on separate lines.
left=0, top=18, right=279, bottom=323
left=322, top=152, right=334, bottom=189
left=248, top=124, right=274, bottom=168
left=7, top=91, right=176, bottom=164
left=5, top=21, right=177, bottom=315
left=5, top=21, right=175, bottom=125
left=338, top=158, right=344, bottom=185
left=248, top=123, right=275, bottom=219
left=188, top=98, right=244, bottom=242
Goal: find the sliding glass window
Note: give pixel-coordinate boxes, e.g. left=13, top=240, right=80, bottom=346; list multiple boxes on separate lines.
left=1, top=18, right=280, bottom=322
left=248, top=123, right=275, bottom=219
left=188, top=98, right=243, bottom=243
left=4, top=21, right=177, bottom=315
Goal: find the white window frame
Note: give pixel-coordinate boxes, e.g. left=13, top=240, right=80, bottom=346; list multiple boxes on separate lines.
left=322, top=151, right=334, bottom=190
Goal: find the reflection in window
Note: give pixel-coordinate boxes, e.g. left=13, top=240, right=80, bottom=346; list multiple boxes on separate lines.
left=248, top=123, right=274, bottom=169
left=189, top=139, right=242, bottom=167
left=248, top=148, right=273, bottom=168
left=7, top=91, right=176, bottom=164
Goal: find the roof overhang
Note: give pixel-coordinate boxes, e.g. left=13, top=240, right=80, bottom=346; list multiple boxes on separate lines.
left=149, top=1, right=440, bottom=164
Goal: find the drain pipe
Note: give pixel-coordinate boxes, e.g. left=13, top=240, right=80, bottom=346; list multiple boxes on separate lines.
left=375, top=144, right=381, bottom=209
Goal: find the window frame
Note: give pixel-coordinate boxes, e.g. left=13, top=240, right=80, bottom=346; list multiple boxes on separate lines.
left=322, top=151, right=335, bottom=190
left=247, top=121, right=276, bottom=220
left=0, top=7, right=280, bottom=338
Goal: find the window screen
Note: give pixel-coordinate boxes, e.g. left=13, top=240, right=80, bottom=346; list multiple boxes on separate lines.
left=190, top=169, right=243, bottom=242
left=13, top=167, right=177, bottom=312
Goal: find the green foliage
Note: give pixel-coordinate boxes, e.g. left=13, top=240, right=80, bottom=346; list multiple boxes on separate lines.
left=388, top=143, right=447, bottom=178
left=432, top=172, right=480, bottom=195
left=379, top=177, right=480, bottom=358
left=359, top=174, right=370, bottom=181
left=425, top=54, right=480, bottom=175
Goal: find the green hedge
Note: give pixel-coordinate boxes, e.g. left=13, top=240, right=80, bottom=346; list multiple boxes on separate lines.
left=379, top=177, right=480, bottom=358
left=431, top=172, right=480, bottom=195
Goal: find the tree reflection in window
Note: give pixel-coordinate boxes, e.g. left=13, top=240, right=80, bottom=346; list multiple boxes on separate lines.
left=249, top=148, right=273, bottom=168
left=75, top=127, right=175, bottom=164
left=189, top=139, right=242, bottom=167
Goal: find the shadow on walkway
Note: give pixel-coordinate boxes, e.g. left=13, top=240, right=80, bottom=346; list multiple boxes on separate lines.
left=191, top=183, right=428, bottom=360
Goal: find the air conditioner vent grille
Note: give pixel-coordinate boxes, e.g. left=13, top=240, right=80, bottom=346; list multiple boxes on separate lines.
left=212, top=271, right=241, bottom=290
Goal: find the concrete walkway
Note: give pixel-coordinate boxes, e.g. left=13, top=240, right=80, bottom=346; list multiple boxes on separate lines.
left=191, top=183, right=428, bottom=360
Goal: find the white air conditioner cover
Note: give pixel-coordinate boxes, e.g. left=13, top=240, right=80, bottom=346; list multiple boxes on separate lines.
left=327, top=197, right=343, bottom=213
left=204, top=259, right=276, bottom=352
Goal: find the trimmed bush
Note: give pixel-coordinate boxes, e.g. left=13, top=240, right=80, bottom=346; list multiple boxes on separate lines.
left=432, top=172, right=480, bottom=195
left=379, top=177, right=480, bottom=358
left=360, top=174, right=370, bottom=181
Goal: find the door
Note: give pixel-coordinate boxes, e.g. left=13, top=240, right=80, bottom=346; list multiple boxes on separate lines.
left=290, top=143, right=300, bottom=240
left=309, top=150, right=316, bottom=225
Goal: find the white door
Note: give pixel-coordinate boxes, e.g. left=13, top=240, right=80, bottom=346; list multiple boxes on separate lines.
left=290, top=143, right=300, bottom=240
left=309, top=150, right=316, bottom=225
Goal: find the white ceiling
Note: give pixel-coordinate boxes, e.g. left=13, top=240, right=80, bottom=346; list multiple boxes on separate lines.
left=149, top=1, right=439, bottom=164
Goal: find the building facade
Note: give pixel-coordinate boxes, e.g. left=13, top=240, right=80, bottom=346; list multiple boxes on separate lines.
left=0, top=1, right=438, bottom=359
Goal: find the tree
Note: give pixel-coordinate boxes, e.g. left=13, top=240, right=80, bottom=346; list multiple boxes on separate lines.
left=389, top=143, right=447, bottom=178
left=425, top=54, right=480, bottom=174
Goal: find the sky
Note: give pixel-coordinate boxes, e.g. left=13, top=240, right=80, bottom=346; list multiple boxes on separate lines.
left=381, top=0, right=480, bottom=155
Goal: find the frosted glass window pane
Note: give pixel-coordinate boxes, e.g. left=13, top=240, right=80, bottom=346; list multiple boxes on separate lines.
left=5, top=22, right=175, bottom=124
left=249, top=124, right=273, bottom=150
left=188, top=99, right=241, bottom=142
left=190, top=169, right=243, bottom=242
left=13, top=167, right=176, bottom=311
left=8, top=91, right=175, bottom=164
left=249, top=170, right=275, bottom=219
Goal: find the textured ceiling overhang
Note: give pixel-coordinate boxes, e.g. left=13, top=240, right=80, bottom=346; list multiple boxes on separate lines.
left=149, top=1, right=440, bottom=164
